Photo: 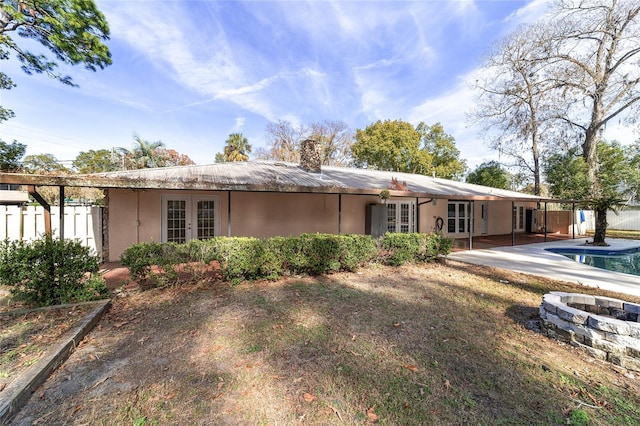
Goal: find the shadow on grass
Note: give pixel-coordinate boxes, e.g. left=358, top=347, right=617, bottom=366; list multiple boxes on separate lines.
left=10, top=263, right=640, bottom=425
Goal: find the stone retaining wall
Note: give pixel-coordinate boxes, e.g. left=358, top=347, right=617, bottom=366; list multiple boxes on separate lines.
left=539, top=292, right=640, bottom=372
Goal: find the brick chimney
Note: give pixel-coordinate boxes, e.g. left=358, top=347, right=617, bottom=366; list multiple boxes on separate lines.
left=300, top=139, right=321, bottom=173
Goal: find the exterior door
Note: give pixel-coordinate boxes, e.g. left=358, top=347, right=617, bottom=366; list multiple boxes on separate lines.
left=513, top=204, right=525, bottom=232
left=161, top=195, right=220, bottom=243
left=386, top=201, right=415, bottom=233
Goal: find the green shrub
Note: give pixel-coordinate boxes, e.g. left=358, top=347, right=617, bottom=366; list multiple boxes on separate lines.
left=0, top=237, right=108, bottom=307
left=120, top=242, right=166, bottom=281
left=205, top=237, right=265, bottom=282
left=119, top=232, right=448, bottom=286
left=380, top=232, right=453, bottom=266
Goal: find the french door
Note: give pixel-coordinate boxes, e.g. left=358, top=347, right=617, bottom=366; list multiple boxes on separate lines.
left=161, top=195, right=220, bottom=243
left=386, top=201, right=415, bottom=233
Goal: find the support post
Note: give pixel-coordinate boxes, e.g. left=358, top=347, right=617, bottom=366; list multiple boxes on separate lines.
left=227, top=191, right=231, bottom=237
left=544, top=202, right=548, bottom=243
left=572, top=202, right=576, bottom=239
left=415, top=197, right=419, bottom=233
left=511, top=201, right=516, bottom=246
left=59, top=186, right=65, bottom=241
left=338, top=194, right=342, bottom=234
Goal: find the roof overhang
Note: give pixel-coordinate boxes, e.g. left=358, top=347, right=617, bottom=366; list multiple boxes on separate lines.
left=0, top=172, right=563, bottom=203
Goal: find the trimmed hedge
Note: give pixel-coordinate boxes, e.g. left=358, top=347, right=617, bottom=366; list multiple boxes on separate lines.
left=120, top=232, right=452, bottom=284
left=0, top=237, right=109, bottom=307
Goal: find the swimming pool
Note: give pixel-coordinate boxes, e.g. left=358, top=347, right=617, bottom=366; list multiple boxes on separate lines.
left=546, top=246, right=640, bottom=277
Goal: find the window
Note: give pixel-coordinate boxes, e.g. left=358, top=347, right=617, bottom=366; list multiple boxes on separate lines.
left=386, top=200, right=415, bottom=233
left=161, top=195, right=220, bottom=243
left=447, top=201, right=470, bottom=234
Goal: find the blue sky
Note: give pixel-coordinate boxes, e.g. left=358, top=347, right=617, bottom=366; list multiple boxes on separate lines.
left=2, top=0, right=636, bottom=170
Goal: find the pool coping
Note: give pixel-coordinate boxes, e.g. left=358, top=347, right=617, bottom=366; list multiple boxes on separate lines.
left=447, top=237, right=640, bottom=297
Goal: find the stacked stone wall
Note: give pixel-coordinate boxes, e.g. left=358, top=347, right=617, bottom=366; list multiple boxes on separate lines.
left=539, top=292, right=640, bottom=371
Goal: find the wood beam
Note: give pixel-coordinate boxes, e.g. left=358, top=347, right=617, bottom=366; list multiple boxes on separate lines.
left=27, top=185, right=51, bottom=236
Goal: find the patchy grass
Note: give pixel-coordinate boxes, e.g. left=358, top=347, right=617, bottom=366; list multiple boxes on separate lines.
left=0, top=293, right=95, bottom=393
left=587, top=230, right=640, bottom=240
left=9, top=261, right=640, bottom=425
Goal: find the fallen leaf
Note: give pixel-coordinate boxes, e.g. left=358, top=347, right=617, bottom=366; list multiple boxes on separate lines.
left=404, top=365, right=419, bottom=372
left=303, top=392, right=317, bottom=402
left=444, top=379, right=451, bottom=391
left=393, top=322, right=401, bottom=327
left=367, top=405, right=379, bottom=422
left=217, top=382, right=224, bottom=391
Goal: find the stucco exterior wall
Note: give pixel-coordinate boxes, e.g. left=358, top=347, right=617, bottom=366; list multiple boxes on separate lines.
left=230, top=192, right=339, bottom=237
left=106, top=188, right=539, bottom=261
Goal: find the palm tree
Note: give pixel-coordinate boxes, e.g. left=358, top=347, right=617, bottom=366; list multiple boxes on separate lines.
left=119, top=133, right=167, bottom=169
left=221, top=133, right=252, bottom=162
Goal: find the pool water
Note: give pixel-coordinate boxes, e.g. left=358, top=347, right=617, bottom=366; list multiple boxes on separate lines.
left=546, top=247, right=640, bottom=277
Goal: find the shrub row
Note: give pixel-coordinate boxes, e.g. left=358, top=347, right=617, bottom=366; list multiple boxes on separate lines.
left=120, top=232, right=453, bottom=284
left=0, top=237, right=109, bottom=307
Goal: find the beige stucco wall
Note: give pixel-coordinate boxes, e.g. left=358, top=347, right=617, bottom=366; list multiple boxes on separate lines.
left=106, top=188, right=538, bottom=261
left=230, top=192, right=339, bottom=237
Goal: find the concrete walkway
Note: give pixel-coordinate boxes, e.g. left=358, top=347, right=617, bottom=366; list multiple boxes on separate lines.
left=447, top=238, right=640, bottom=297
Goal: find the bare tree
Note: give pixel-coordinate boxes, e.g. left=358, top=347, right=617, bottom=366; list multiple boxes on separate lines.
left=472, top=0, right=640, bottom=243
left=308, top=120, right=353, bottom=166
left=470, top=23, right=561, bottom=196
left=257, top=120, right=354, bottom=166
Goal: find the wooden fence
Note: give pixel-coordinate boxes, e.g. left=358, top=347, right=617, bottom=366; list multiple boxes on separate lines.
left=0, top=205, right=103, bottom=259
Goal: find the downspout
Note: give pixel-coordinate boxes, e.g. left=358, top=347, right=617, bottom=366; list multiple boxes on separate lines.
left=415, top=197, right=419, bottom=232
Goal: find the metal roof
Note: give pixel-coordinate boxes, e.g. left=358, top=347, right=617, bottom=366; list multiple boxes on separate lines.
left=0, top=161, right=552, bottom=202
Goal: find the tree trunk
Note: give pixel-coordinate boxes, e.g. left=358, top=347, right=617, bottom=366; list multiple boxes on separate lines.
left=592, top=206, right=608, bottom=246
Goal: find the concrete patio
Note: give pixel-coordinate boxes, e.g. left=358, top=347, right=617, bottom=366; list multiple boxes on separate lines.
left=447, top=238, right=640, bottom=297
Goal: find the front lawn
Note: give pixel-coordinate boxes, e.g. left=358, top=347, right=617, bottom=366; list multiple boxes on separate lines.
left=9, top=261, right=640, bottom=425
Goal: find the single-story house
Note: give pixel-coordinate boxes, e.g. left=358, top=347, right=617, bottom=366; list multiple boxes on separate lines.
left=0, top=141, right=565, bottom=262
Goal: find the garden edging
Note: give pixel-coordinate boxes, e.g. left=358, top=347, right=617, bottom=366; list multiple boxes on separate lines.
left=0, top=299, right=111, bottom=425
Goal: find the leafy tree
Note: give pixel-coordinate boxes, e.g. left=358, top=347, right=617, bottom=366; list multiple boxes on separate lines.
left=625, top=141, right=640, bottom=205
left=352, top=119, right=428, bottom=173
left=120, top=133, right=166, bottom=169
left=163, top=149, right=194, bottom=166
left=0, top=0, right=111, bottom=121
left=23, top=153, right=67, bottom=174
left=545, top=141, right=632, bottom=244
left=466, top=161, right=512, bottom=190
left=214, top=152, right=225, bottom=163
left=216, top=133, right=252, bottom=162
left=0, top=140, right=26, bottom=172
left=416, top=122, right=466, bottom=180
left=73, top=149, right=119, bottom=173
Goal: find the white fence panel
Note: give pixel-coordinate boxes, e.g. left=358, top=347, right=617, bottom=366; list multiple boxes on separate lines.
left=584, top=210, right=640, bottom=231
left=0, top=206, right=103, bottom=259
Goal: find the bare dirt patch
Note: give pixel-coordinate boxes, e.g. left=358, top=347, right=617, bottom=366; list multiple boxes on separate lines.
left=8, top=261, right=640, bottom=425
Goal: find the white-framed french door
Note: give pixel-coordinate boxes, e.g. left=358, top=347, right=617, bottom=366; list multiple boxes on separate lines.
left=161, top=194, right=220, bottom=243
left=447, top=201, right=470, bottom=235
left=514, top=204, right=525, bottom=232
left=386, top=200, right=415, bottom=233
